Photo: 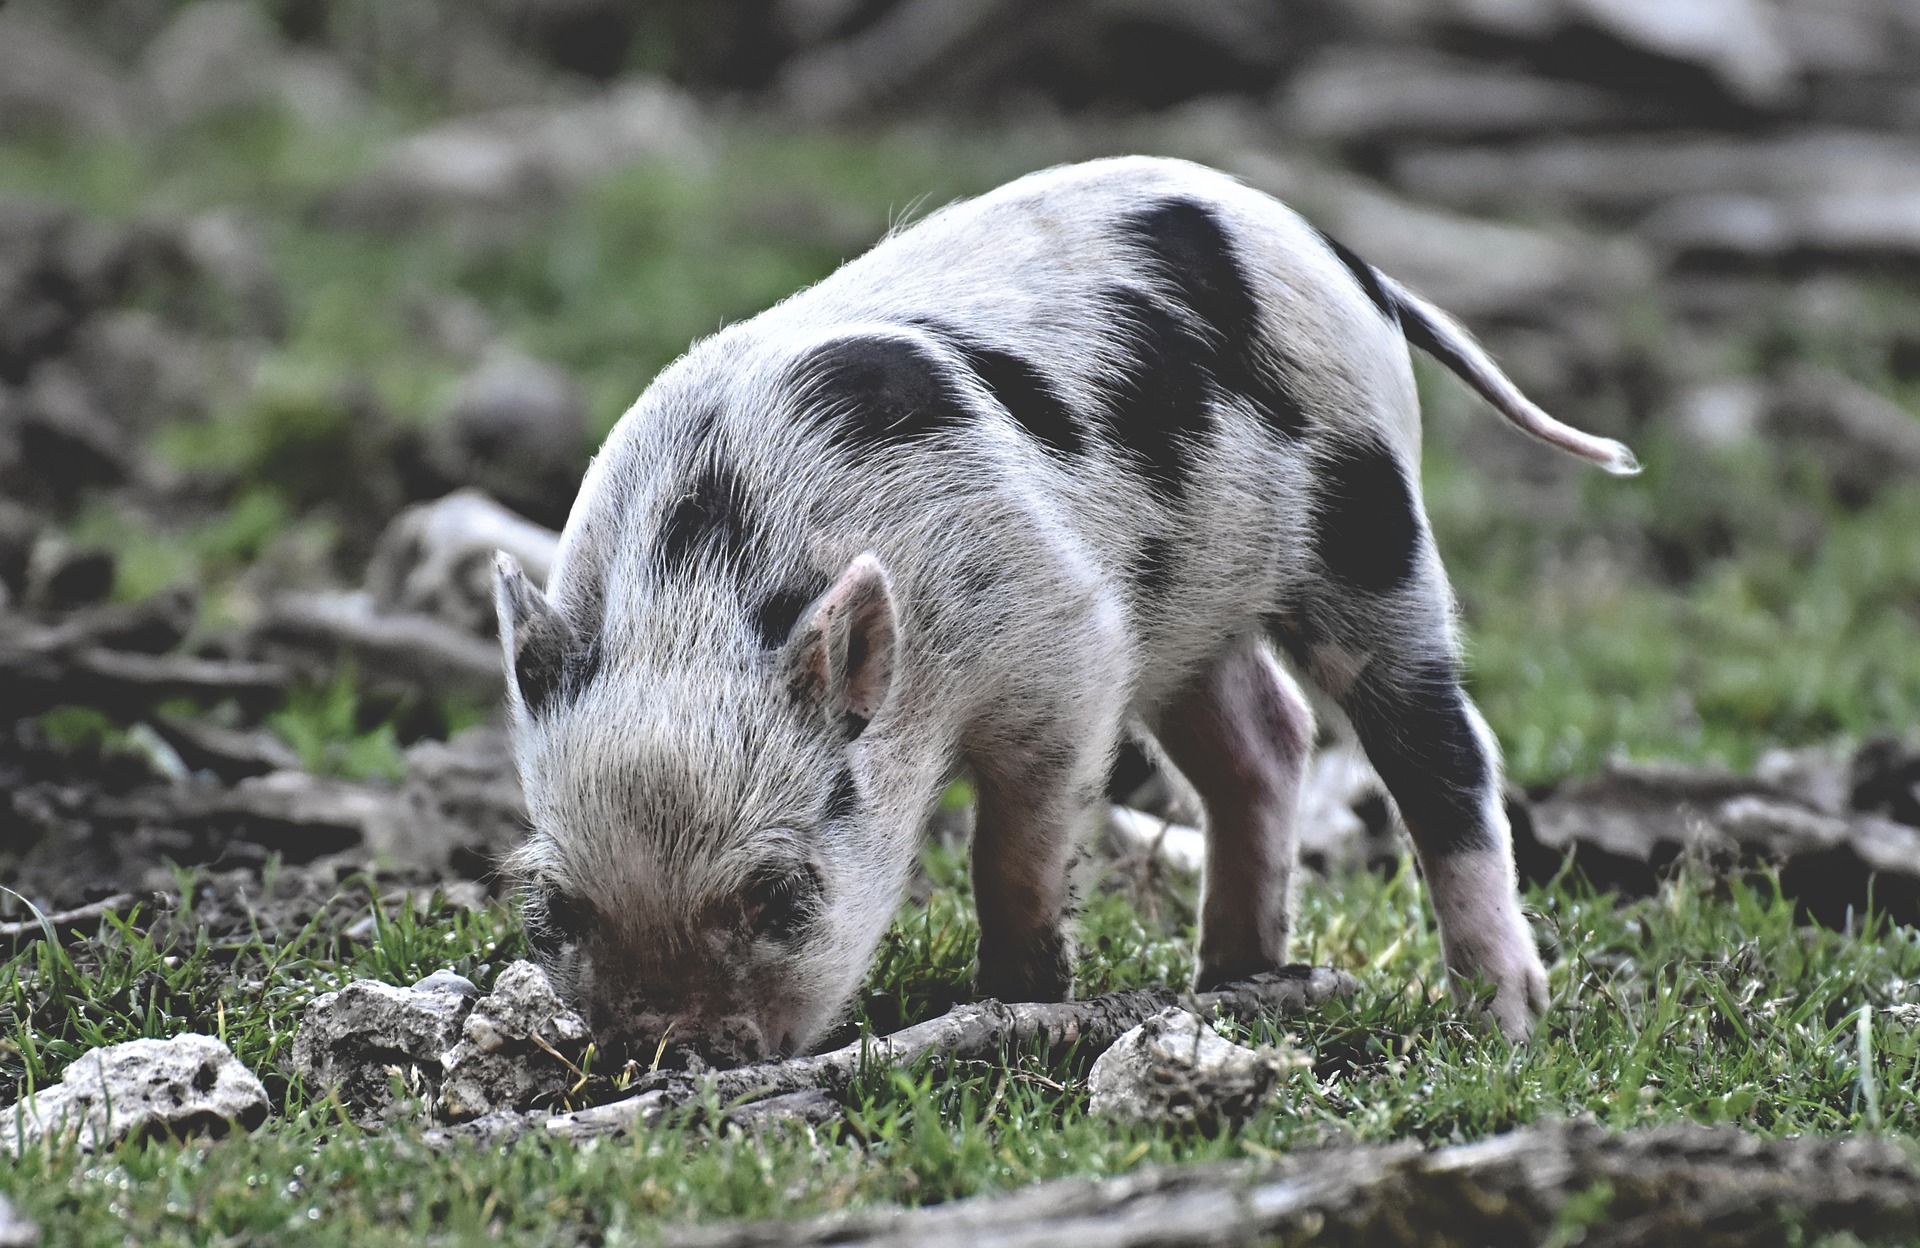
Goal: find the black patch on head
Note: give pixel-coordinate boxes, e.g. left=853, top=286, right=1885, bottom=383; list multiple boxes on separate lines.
left=657, top=461, right=754, bottom=577
left=789, top=333, right=974, bottom=452
left=1097, top=286, right=1213, bottom=499
left=1344, top=659, right=1494, bottom=856
left=1313, top=438, right=1421, bottom=593
left=823, top=767, right=858, bottom=822
left=1312, top=226, right=1399, bottom=324
left=915, top=322, right=1084, bottom=458
left=754, top=579, right=825, bottom=650
left=1129, top=535, right=1176, bottom=600
left=1120, top=198, right=1309, bottom=439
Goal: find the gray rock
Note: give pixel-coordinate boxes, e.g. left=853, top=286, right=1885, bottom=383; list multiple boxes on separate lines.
left=544, top=1089, right=669, bottom=1141
left=0, top=1193, right=38, bottom=1248
left=1278, top=47, right=1650, bottom=143
left=1518, top=755, right=1920, bottom=927
left=180, top=211, right=287, bottom=341
left=85, top=724, right=527, bottom=872
left=1647, top=189, right=1920, bottom=266
left=0, top=12, right=137, bottom=141
left=0, top=1033, right=268, bottom=1155
left=327, top=80, right=705, bottom=235
left=1568, top=0, right=1798, bottom=110
left=1434, top=0, right=1797, bottom=110
left=1087, top=1007, right=1305, bottom=1135
left=140, top=0, right=288, bottom=129
left=430, top=355, right=590, bottom=529
left=1299, top=742, right=1396, bottom=875
left=1772, top=0, right=1920, bottom=77
left=385, top=726, right=530, bottom=871
left=68, top=310, right=221, bottom=432
left=438, top=962, right=590, bottom=1122
left=366, top=490, right=561, bottom=636
left=1392, top=131, right=1920, bottom=218
left=291, top=970, right=480, bottom=1124
left=1761, top=368, right=1920, bottom=500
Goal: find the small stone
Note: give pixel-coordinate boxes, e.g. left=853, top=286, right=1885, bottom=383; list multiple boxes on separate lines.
left=291, top=970, right=479, bottom=1124
left=0, top=1193, right=38, bottom=1248
left=437, top=961, right=590, bottom=1123
left=0, top=1034, right=268, bottom=1155
left=1087, top=1007, right=1306, bottom=1135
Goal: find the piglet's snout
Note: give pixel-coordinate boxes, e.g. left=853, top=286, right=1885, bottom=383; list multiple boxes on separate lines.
left=599, top=1007, right=772, bottom=1070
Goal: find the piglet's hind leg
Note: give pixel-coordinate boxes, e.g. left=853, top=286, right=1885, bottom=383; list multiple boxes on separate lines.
left=1156, top=638, right=1313, bottom=989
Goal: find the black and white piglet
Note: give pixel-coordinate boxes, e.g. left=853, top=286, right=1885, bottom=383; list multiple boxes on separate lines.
left=494, top=156, right=1637, bottom=1063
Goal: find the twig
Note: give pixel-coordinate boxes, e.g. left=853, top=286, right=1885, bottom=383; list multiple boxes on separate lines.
left=0, top=894, right=141, bottom=951
left=545, top=966, right=1355, bottom=1140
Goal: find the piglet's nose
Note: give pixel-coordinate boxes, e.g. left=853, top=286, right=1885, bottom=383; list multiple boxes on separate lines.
left=612, top=1014, right=768, bottom=1070
left=673, top=1016, right=768, bottom=1069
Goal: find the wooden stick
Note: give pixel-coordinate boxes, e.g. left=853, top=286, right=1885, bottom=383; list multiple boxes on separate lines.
left=546, top=966, right=1355, bottom=1140
left=664, top=1118, right=1920, bottom=1247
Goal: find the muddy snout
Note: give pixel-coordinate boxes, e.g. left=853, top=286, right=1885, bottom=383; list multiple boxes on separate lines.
left=595, top=1005, right=777, bottom=1071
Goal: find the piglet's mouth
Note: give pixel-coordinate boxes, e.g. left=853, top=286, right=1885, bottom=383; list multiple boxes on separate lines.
left=597, top=1019, right=793, bottom=1071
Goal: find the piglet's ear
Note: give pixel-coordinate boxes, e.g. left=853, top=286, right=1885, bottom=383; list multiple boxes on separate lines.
left=785, top=552, right=897, bottom=739
left=494, top=551, right=576, bottom=718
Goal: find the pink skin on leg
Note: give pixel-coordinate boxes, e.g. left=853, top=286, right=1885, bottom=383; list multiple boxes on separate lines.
left=1408, top=708, right=1548, bottom=1041
left=1156, top=639, right=1313, bottom=988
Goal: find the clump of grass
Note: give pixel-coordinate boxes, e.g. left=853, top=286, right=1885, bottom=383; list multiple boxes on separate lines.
left=267, top=667, right=409, bottom=782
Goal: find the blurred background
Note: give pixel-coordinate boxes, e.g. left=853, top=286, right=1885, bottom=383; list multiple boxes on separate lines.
left=4, top=0, right=1920, bottom=902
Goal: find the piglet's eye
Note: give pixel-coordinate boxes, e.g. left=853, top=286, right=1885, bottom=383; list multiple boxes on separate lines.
left=742, top=862, right=823, bottom=943
left=527, top=888, right=592, bottom=958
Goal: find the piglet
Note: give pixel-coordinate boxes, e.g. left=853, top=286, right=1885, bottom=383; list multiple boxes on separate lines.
left=494, top=156, right=1637, bottom=1063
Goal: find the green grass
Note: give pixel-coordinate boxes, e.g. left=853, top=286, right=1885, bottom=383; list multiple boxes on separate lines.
left=6, top=849, right=1920, bottom=1243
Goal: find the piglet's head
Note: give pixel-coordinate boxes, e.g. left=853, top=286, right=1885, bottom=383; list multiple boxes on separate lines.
left=492, top=550, right=910, bottom=1067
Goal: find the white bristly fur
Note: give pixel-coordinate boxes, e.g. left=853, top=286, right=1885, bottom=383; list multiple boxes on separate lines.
left=496, top=156, right=1625, bottom=1059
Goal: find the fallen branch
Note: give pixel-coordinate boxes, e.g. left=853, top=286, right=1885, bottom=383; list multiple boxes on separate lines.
left=0, top=893, right=141, bottom=951
left=0, top=643, right=289, bottom=720
left=665, top=1118, right=1920, bottom=1247
left=258, top=591, right=503, bottom=702
left=546, top=967, right=1354, bottom=1140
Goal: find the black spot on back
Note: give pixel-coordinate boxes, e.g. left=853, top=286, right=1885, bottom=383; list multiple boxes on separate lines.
left=1313, top=438, right=1420, bottom=593
left=823, top=767, right=858, bottom=822
left=1121, top=198, right=1309, bottom=438
left=1312, top=226, right=1399, bottom=324
left=1097, top=286, right=1213, bottom=499
left=658, top=461, right=754, bottom=577
left=789, top=333, right=973, bottom=452
left=1343, top=658, right=1494, bottom=856
left=915, top=322, right=1084, bottom=458
left=1129, top=535, right=1176, bottom=601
